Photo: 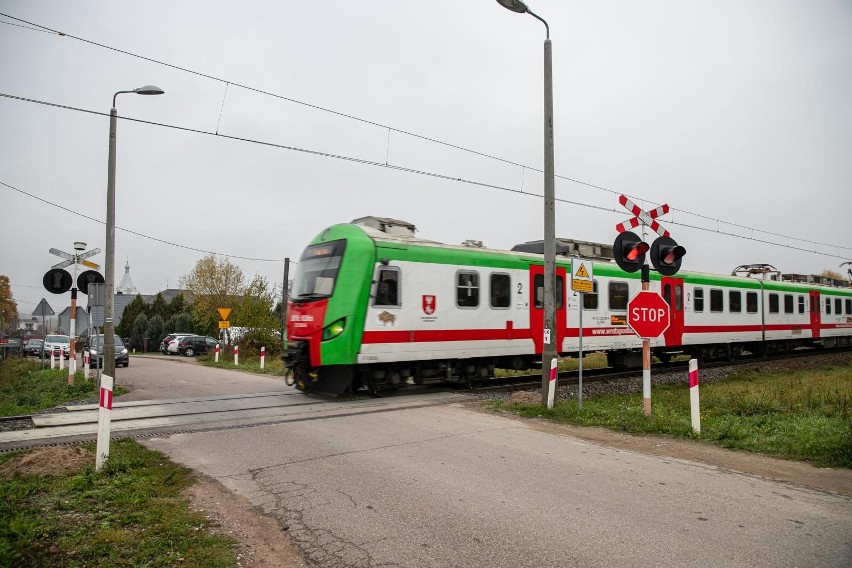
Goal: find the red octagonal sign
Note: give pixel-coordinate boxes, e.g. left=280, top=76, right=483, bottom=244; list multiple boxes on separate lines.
left=628, top=291, right=670, bottom=339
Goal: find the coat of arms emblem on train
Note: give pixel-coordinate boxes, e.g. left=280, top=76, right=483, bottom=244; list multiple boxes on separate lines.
left=378, top=311, right=396, bottom=325
left=422, top=295, right=436, bottom=315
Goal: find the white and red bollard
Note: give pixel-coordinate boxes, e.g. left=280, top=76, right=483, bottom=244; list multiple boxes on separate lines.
left=689, top=358, right=701, bottom=434
left=84, top=352, right=90, bottom=380
left=58, top=348, right=64, bottom=371
left=546, top=357, right=558, bottom=409
left=96, top=374, right=114, bottom=472
left=260, top=346, right=266, bottom=370
left=234, top=345, right=239, bottom=366
left=50, top=347, right=57, bottom=369
left=215, top=342, right=220, bottom=363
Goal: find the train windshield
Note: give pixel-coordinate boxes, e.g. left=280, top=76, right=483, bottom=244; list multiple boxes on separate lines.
left=291, top=240, right=347, bottom=301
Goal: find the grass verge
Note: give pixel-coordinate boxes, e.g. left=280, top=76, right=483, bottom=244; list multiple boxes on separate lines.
left=0, top=439, right=235, bottom=567
left=495, top=362, right=852, bottom=468
left=197, top=353, right=286, bottom=376
left=0, top=359, right=127, bottom=417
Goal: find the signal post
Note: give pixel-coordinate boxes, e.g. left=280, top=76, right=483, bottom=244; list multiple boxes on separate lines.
left=613, top=195, right=686, bottom=416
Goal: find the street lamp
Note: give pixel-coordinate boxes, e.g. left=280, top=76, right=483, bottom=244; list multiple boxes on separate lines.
left=495, top=0, right=557, bottom=404
left=104, top=85, right=164, bottom=379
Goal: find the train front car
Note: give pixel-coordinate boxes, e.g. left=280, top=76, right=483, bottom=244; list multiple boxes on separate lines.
left=284, top=225, right=374, bottom=394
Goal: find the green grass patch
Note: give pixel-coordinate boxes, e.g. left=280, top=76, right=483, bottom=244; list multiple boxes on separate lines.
left=495, top=363, right=852, bottom=468
left=0, top=359, right=127, bottom=417
left=0, top=439, right=235, bottom=567
left=197, top=353, right=286, bottom=376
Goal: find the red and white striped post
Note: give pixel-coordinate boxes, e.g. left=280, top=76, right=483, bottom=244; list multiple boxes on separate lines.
left=96, top=374, right=114, bottom=472
left=689, top=359, right=701, bottom=434
left=84, top=352, right=90, bottom=380
left=50, top=347, right=57, bottom=369
left=260, top=346, right=266, bottom=369
left=214, top=342, right=220, bottom=363
left=546, top=358, right=558, bottom=409
left=234, top=345, right=239, bottom=365
left=58, top=348, right=64, bottom=371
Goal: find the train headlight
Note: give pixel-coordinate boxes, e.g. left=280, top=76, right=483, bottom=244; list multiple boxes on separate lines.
left=322, top=318, right=346, bottom=340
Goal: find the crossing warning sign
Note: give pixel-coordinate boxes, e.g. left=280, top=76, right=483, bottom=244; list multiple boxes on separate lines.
left=571, top=259, right=594, bottom=293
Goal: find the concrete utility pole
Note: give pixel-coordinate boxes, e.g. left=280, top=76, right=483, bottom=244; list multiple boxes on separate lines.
left=103, top=85, right=164, bottom=379
left=495, top=1, right=558, bottom=404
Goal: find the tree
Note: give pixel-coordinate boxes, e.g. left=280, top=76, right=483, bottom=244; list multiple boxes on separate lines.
left=130, top=313, right=149, bottom=351
left=0, top=275, right=19, bottom=335
left=821, top=269, right=845, bottom=281
left=145, top=314, right=165, bottom=352
left=233, top=275, right=278, bottom=330
left=116, top=294, right=147, bottom=338
left=165, top=312, right=193, bottom=335
left=149, top=293, right=168, bottom=321
left=167, top=293, right=188, bottom=318
left=180, top=255, right=245, bottom=336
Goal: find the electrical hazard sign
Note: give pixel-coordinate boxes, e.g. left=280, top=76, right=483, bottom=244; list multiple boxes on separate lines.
left=571, top=259, right=594, bottom=293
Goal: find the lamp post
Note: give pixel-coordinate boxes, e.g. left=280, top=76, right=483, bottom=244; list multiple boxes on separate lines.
left=495, top=0, right=557, bottom=404
left=104, top=85, right=164, bottom=379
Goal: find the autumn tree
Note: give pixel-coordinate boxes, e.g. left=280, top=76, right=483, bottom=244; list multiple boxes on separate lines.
left=0, top=276, right=19, bottom=335
left=820, top=269, right=845, bottom=281
left=180, top=255, right=245, bottom=336
left=148, top=293, right=168, bottom=321
left=167, top=293, right=189, bottom=318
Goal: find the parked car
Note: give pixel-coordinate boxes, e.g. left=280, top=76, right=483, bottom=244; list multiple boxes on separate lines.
left=161, top=333, right=193, bottom=355
left=177, top=335, right=219, bottom=357
left=24, top=339, right=43, bottom=357
left=43, top=334, right=71, bottom=360
left=86, top=334, right=130, bottom=368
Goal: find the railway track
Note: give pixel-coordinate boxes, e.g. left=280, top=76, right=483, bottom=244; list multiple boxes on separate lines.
left=2, top=348, right=847, bottom=453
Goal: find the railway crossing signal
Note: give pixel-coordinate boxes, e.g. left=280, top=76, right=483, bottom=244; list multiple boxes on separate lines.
left=650, top=236, right=687, bottom=276
left=614, top=195, right=686, bottom=276
left=613, top=231, right=649, bottom=273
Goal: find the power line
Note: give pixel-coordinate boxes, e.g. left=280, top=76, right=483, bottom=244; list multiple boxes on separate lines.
left=0, top=178, right=290, bottom=263
left=1, top=92, right=849, bottom=261
left=2, top=11, right=847, bottom=256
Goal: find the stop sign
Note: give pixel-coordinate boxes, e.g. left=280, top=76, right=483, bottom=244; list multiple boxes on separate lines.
left=628, top=291, right=670, bottom=339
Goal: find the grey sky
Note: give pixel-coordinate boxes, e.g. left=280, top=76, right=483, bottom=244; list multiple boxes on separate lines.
left=2, top=0, right=850, bottom=320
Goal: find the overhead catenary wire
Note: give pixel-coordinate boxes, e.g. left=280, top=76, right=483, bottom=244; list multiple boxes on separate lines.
left=0, top=92, right=849, bottom=261
left=1, top=11, right=848, bottom=256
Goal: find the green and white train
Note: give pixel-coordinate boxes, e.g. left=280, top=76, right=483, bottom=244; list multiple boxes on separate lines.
left=283, top=221, right=852, bottom=394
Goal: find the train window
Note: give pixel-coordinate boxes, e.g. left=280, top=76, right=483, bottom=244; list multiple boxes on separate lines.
left=729, top=291, right=742, bottom=313
left=710, top=289, right=723, bottom=312
left=769, top=294, right=779, bottom=314
left=663, top=284, right=672, bottom=307
left=533, top=274, right=565, bottom=310
left=490, top=273, right=511, bottom=309
left=825, top=298, right=831, bottom=314
left=609, top=281, right=629, bottom=311
left=798, top=296, right=805, bottom=314
left=747, top=292, right=759, bottom=313
left=835, top=298, right=842, bottom=315
left=675, top=284, right=683, bottom=311
left=373, top=268, right=400, bottom=307
left=456, top=271, right=480, bottom=308
left=846, top=299, right=852, bottom=315
left=583, top=281, right=598, bottom=310
left=694, top=288, right=704, bottom=312
left=784, top=295, right=794, bottom=314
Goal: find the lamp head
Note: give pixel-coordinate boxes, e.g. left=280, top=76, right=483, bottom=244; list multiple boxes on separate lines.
left=134, top=85, right=165, bottom=96
left=73, top=241, right=86, bottom=251
left=496, top=0, right=529, bottom=13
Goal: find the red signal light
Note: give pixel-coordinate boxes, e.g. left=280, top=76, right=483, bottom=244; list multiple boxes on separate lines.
left=626, top=242, right=650, bottom=261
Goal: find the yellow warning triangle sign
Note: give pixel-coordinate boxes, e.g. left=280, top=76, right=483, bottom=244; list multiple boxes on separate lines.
left=575, top=264, right=590, bottom=278
left=217, top=308, right=232, bottom=321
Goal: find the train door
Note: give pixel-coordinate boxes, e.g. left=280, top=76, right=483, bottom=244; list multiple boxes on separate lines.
left=661, top=276, right=685, bottom=346
left=529, top=264, right=567, bottom=354
left=809, top=290, right=821, bottom=339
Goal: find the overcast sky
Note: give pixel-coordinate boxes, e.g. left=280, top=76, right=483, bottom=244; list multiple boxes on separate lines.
left=2, top=0, right=850, bottom=321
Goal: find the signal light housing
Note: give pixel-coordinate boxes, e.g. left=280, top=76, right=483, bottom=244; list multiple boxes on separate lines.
left=43, top=268, right=73, bottom=294
left=613, top=231, right=649, bottom=273
left=651, top=236, right=686, bottom=276
left=77, top=270, right=105, bottom=295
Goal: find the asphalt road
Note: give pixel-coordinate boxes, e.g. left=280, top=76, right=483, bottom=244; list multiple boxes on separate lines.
left=143, top=393, right=852, bottom=567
